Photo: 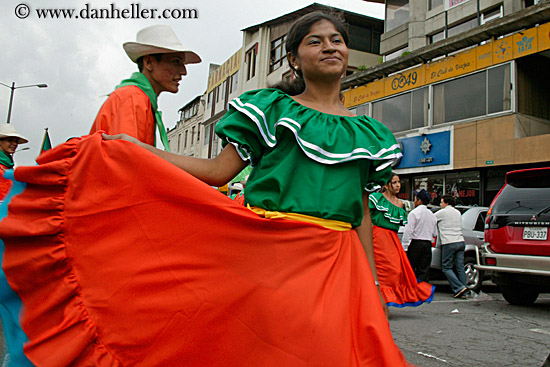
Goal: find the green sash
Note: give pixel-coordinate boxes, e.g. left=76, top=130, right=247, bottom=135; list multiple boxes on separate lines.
left=0, top=150, right=14, bottom=169
left=116, top=72, right=170, bottom=151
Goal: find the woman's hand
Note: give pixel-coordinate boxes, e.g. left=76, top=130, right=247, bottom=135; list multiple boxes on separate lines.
left=102, top=133, right=141, bottom=146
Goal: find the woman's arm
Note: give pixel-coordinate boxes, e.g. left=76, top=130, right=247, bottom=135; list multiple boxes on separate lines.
left=102, top=133, right=248, bottom=187
left=356, top=191, right=389, bottom=320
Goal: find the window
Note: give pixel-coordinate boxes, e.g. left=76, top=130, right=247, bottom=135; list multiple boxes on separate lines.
left=246, top=45, right=257, bottom=81
left=348, top=24, right=381, bottom=54
left=204, top=124, right=211, bottom=146
left=429, top=31, right=445, bottom=45
left=429, top=17, right=480, bottom=44
left=385, top=47, right=408, bottom=62
left=177, top=134, right=181, bottom=152
left=445, top=171, right=481, bottom=206
left=433, top=64, right=511, bottom=124
left=270, top=35, right=286, bottom=73
left=229, top=71, right=239, bottom=94
left=372, top=87, right=428, bottom=133
left=385, top=0, right=409, bottom=32
left=428, top=0, right=444, bottom=11
left=221, top=81, right=227, bottom=102
left=482, top=6, right=503, bottom=24
left=216, top=85, right=220, bottom=103
left=207, top=91, right=213, bottom=110
left=447, top=17, right=478, bottom=38
left=191, top=127, right=195, bottom=145
left=184, top=130, right=188, bottom=149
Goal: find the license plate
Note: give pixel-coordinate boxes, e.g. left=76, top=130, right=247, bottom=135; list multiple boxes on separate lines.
left=523, top=227, right=548, bottom=240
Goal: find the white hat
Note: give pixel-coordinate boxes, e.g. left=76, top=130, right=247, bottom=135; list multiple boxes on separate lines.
left=123, top=25, right=201, bottom=64
left=0, top=124, right=28, bottom=144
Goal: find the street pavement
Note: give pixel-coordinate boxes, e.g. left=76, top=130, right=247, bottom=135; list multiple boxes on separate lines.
left=390, top=281, right=550, bottom=367
left=1, top=282, right=548, bottom=366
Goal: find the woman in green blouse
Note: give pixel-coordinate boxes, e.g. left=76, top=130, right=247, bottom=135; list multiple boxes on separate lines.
left=369, top=173, right=435, bottom=310
left=103, top=11, right=411, bottom=366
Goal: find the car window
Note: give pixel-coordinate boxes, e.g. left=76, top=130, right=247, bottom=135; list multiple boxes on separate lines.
left=492, top=186, right=550, bottom=214
left=474, top=212, right=486, bottom=231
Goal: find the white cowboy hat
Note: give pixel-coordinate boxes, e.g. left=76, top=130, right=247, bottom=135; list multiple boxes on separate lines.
left=0, top=124, right=28, bottom=144
left=123, top=25, right=201, bottom=64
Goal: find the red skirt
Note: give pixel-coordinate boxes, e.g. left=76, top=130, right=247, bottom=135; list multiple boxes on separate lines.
left=0, top=133, right=411, bottom=366
left=372, top=225, right=435, bottom=307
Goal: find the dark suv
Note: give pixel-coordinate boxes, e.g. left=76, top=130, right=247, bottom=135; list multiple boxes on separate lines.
left=476, top=167, right=550, bottom=305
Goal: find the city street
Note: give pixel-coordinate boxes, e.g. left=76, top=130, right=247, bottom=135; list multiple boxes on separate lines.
left=391, top=281, right=550, bottom=367
left=0, top=282, right=548, bottom=366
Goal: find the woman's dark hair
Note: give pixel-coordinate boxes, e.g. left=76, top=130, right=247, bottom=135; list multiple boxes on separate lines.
left=386, top=172, right=399, bottom=185
left=136, top=53, right=163, bottom=72
left=271, top=11, right=349, bottom=95
left=441, top=194, right=456, bottom=207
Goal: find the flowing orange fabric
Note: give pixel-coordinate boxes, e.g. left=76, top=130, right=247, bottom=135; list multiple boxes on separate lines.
left=89, top=85, right=156, bottom=146
left=372, top=226, right=434, bottom=307
left=0, top=163, right=13, bottom=199
left=0, top=133, right=411, bottom=366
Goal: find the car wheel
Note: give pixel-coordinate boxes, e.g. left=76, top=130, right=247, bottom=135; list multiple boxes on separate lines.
left=500, top=283, right=540, bottom=306
left=464, top=256, right=483, bottom=293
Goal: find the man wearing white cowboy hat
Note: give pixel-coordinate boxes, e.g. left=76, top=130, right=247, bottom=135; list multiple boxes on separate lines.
left=90, top=25, right=201, bottom=151
left=0, top=123, right=28, bottom=198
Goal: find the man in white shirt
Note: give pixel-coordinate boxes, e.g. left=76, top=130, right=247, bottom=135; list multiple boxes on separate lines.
left=402, top=189, right=437, bottom=282
left=435, top=195, right=468, bottom=298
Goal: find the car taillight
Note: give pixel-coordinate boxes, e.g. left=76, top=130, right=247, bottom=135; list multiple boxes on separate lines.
left=484, top=257, right=497, bottom=266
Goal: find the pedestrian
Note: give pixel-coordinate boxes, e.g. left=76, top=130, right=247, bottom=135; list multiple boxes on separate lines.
left=402, top=188, right=437, bottom=282
left=90, top=24, right=201, bottom=150
left=369, top=173, right=435, bottom=309
left=0, top=11, right=412, bottom=366
left=0, top=124, right=28, bottom=198
left=435, top=194, right=469, bottom=298
left=0, top=123, right=33, bottom=367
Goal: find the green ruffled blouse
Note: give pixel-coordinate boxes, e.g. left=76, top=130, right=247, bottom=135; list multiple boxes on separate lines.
left=215, top=89, right=402, bottom=227
left=368, top=192, right=408, bottom=232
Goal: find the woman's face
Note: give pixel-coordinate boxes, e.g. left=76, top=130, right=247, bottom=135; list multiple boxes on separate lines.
left=0, top=137, right=19, bottom=155
left=291, top=19, right=348, bottom=82
left=386, top=176, right=401, bottom=195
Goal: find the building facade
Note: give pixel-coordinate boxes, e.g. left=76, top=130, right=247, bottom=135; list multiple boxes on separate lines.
left=344, top=0, right=550, bottom=206
left=167, top=95, right=205, bottom=157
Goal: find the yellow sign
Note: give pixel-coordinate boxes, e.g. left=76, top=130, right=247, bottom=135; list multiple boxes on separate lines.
left=345, top=21, right=549, bottom=109
left=492, top=35, right=513, bottom=64
left=476, top=43, right=493, bottom=70
left=425, top=48, right=476, bottom=84
left=537, top=22, right=550, bottom=52
left=207, top=49, right=242, bottom=93
left=513, top=27, right=538, bottom=58
left=385, top=66, right=424, bottom=94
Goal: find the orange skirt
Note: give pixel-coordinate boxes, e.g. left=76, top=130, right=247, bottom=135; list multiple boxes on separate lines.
left=0, top=133, right=411, bottom=366
left=372, top=225, right=435, bottom=307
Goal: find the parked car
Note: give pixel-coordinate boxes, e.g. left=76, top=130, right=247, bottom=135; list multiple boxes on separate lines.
left=476, top=167, right=550, bottom=306
left=399, top=206, right=489, bottom=292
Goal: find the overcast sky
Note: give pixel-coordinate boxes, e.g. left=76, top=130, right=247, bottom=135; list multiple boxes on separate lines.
left=1, top=0, right=384, bottom=166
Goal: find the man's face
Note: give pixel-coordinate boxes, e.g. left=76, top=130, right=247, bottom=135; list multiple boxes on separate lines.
left=0, top=137, right=19, bottom=155
left=144, top=53, right=188, bottom=95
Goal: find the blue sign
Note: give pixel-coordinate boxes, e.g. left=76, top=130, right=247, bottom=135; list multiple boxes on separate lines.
left=395, top=131, right=451, bottom=169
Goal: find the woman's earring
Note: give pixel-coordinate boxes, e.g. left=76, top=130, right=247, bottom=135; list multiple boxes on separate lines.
left=294, top=65, right=300, bottom=71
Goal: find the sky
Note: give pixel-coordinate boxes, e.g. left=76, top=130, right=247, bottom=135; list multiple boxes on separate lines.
left=0, top=0, right=384, bottom=166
